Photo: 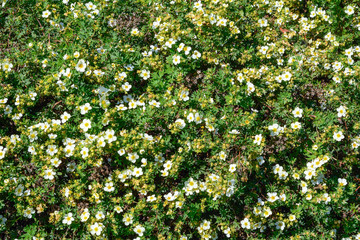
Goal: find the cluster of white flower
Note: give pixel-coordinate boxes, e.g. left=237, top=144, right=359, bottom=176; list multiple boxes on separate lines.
left=164, top=191, right=180, bottom=201
left=273, top=164, right=288, bottom=180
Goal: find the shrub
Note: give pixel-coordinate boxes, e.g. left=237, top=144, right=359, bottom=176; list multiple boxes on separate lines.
left=0, top=0, right=360, bottom=239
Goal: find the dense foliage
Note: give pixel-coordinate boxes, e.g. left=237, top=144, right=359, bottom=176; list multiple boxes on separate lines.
left=1, top=0, right=360, bottom=239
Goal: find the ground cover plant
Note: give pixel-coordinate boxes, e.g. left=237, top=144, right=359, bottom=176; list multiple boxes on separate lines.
left=0, top=0, right=360, bottom=239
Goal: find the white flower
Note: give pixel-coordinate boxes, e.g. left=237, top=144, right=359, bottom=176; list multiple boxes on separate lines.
left=192, top=50, right=201, bottom=59
left=202, top=220, right=211, bottom=230
left=237, top=73, right=244, bottom=83
left=241, top=218, right=251, bottom=229
left=268, top=123, right=280, bottom=136
left=185, top=113, right=194, bottom=122
left=134, top=224, right=145, bottom=236
left=61, top=112, right=71, bottom=123
left=219, top=151, right=227, bottom=160
left=114, top=206, right=123, bottom=213
left=28, top=131, right=38, bottom=142
left=229, top=129, right=240, bottom=134
left=217, top=17, right=227, bottom=26
left=292, top=107, right=303, bottom=118
left=93, top=69, right=104, bottom=77
left=258, top=18, right=268, bottom=27
left=132, top=167, right=143, bottom=177
left=253, top=206, right=262, bottom=215
left=337, top=106, right=346, bottom=117
left=116, top=72, right=127, bottom=81
left=179, top=90, right=189, bottom=101
left=164, top=192, right=177, bottom=201
left=229, top=164, right=236, bottom=173
left=127, top=152, right=139, bottom=163
left=149, top=99, right=160, bottom=108
left=48, top=133, right=57, bottom=139
left=62, top=213, right=74, bottom=225
left=259, top=46, right=268, bottom=54
left=28, top=146, right=36, bottom=155
left=75, top=59, right=87, bottom=72
left=194, top=112, right=202, bottom=124
left=345, top=5, right=355, bottom=15
left=282, top=72, right=292, bottom=81
left=66, top=162, right=76, bottom=172
left=123, top=214, right=133, bottom=226
left=304, top=169, right=315, bottom=180
left=74, top=52, right=80, bottom=58
left=105, top=129, right=117, bottom=143
left=267, top=192, right=278, bottom=202
left=14, top=184, right=24, bottom=196
left=247, top=82, right=255, bottom=93
left=23, top=207, right=35, bottom=218
left=80, top=119, right=91, bottom=132
left=118, top=148, right=125, bottom=156
left=291, top=122, right=301, bottom=130
left=344, top=48, right=353, bottom=57
left=85, top=2, right=96, bottom=10
left=95, top=211, right=105, bottom=220
left=131, top=28, right=139, bottom=36
left=338, top=178, right=347, bottom=187
left=254, top=134, right=262, bottom=145
left=97, top=47, right=106, bottom=54
left=275, top=221, right=285, bottom=230
left=80, top=147, right=89, bottom=158
left=104, top=182, right=115, bottom=192
left=333, top=131, right=344, bottom=141
left=147, top=195, right=157, bottom=202
left=260, top=207, right=270, bottom=218
left=44, top=169, right=55, bottom=180
left=173, top=55, right=181, bottom=65
left=80, top=103, right=92, bottom=115
left=175, top=119, right=186, bottom=129
left=4, top=105, right=12, bottom=114
left=305, top=193, right=312, bottom=200
left=280, top=193, right=286, bottom=201
left=122, top=82, right=132, bottom=92
left=165, top=38, right=176, bottom=48
left=323, top=193, right=331, bottom=204
left=273, top=164, right=283, bottom=174
left=46, top=145, right=58, bottom=156
left=42, top=10, right=51, bottom=18
left=116, top=104, right=127, bottom=111
left=90, top=222, right=103, bottom=236
left=332, top=61, right=342, bottom=71
left=140, top=69, right=150, bottom=80
left=80, top=210, right=90, bottom=222
left=29, top=92, right=37, bottom=100
left=163, top=160, right=173, bottom=170
left=160, top=169, right=169, bottom=176
left=184, top=46, right=192, bottom=55
left=351, top=141, right=359, bottom=149
left=278, top=170, right=288, bottom=180
left=0, top=146, right=7, bottom=159
left=2, top=62, right=13, bottom=72
left=127, top=99, right=137, bottom=109
left=289, top=214, right=296, bottom=221
left=64, top=145, right=74, bottom=157
left=194, top=1, right=202, bottom=9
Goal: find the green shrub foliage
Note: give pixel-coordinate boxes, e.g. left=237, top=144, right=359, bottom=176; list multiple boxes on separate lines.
left=0, top=0, right=360, bottom=239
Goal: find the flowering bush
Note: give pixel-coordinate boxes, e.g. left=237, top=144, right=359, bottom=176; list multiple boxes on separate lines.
left=0, top=0, right=360, bottom=239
